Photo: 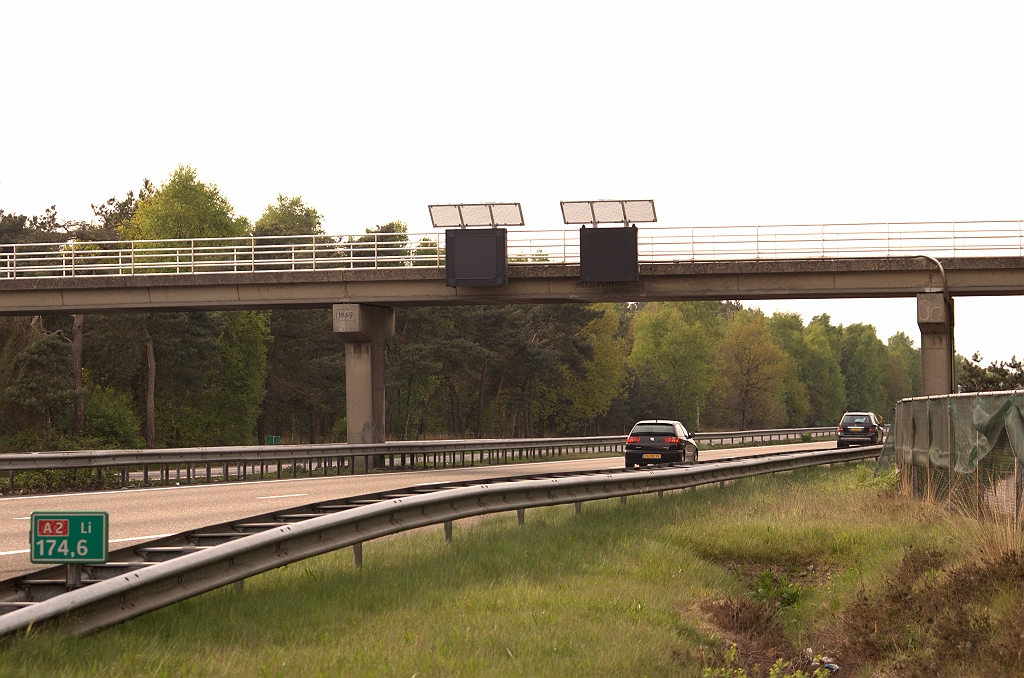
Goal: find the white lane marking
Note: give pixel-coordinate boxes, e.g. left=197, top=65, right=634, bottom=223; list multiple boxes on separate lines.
left=257, top=493, right=308, bottom=500
left=13, top=517, right=29, bottom=520
left=1, top=533, right=174, bottom=558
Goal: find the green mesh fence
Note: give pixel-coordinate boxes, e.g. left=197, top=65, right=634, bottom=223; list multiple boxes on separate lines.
left=877, top=390, right=1024, bottom=521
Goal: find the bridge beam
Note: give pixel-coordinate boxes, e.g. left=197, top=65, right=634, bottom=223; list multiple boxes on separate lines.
left=333, top=304, right=395, bottom=462
left=917, top=293, right=954, bottom=395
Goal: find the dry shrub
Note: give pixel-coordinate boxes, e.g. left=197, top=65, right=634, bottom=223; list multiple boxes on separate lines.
left=836, top=546, right=1024, bottom=677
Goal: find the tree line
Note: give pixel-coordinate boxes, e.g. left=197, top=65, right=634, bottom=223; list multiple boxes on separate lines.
left=3, top=165, right=1012, bottom=452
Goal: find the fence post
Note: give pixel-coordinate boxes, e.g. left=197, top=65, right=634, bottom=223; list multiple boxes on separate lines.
left=1015, top=456, right=1021, bottom=531
left=977, top=461, right=984, bottom=520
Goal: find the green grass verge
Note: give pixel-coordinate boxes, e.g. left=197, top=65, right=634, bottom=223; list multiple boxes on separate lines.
left=2, top=462, right=1020, bottom=677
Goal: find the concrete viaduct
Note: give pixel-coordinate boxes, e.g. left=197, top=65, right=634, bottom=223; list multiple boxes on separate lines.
left=2, top=256, right=1022, bottom=447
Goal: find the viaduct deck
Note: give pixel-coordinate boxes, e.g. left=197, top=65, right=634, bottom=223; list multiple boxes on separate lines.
left=1, top=257, right=1022, bottom=315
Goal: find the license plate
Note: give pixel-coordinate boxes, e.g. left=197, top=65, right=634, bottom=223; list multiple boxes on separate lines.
left=851, top=427, right=863, bottom=432
left=642, top=453, right=662, bottom=459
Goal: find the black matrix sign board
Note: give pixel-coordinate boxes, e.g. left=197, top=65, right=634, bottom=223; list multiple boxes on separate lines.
left=579, top=225, right=638, bottom=283
left=445, top=228, right=508, bottom=287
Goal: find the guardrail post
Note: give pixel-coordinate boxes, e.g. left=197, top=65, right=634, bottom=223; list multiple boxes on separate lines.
left=517, top=508, right=525, bottom=526
left=143, top=465, right=149, bottom=486
left=444, top=521, right=453, bottom=543
left=353, top=542, right=363, bottom=568
left=7, top=471, right=13, bottom=493
left=574, top=501, right=581, bottom=515
left=620, top=496, right=627, bottom=505
left=67, top=563, right=82, bottom=590
left=206, top=463, right=211, bottom=483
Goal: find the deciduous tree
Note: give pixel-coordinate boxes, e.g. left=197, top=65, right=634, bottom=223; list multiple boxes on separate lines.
left=841, top=323, right=889, bottom=415
left=121, top=165, right=249, bottom=240
left=716, top=312, right=797, bottom=429
left=629, top=303, right=717, bottom=426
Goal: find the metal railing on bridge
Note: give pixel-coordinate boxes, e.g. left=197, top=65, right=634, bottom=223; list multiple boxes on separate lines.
left=1, top=220, right=1020, bottom=279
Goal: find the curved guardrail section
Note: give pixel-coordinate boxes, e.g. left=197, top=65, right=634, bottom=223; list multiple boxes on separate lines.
left=0, top=445, right=879, bottom=639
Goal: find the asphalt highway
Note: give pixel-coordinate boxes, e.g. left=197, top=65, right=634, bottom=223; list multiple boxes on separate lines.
left=0, top=441, right=834, bottom=580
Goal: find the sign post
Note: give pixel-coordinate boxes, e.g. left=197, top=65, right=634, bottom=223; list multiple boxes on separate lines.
left=30, top=511, right=108, bottom=589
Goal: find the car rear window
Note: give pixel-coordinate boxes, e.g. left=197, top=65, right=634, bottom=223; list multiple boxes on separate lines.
left=842, top=415, right=870, bottom=425
left=631, top=424, right=675, bottom=435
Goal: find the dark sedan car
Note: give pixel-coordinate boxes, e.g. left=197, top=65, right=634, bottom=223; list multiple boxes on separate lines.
left=624, top=420, right=698, bottom=467
left=837, top=411, right=884, bottom=447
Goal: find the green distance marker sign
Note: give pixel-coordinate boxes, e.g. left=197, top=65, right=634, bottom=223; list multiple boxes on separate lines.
left=30, top=511, right=108, bottom=565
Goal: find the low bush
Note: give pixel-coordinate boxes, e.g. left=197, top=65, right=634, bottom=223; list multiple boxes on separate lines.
left=83, top=387, right=144, bottom=449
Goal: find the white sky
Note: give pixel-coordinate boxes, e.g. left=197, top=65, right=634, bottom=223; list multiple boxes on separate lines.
left=2, top=1, right=1022, bottom=361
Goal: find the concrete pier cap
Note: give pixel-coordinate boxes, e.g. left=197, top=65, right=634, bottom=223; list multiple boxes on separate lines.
left=333, top=304, right=395, bottom=455
left=333, top=303, right=395, bottom=343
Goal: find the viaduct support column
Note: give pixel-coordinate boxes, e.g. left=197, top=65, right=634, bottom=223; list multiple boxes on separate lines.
left=334, top=304, right=395, bottom=466
left=917, top=292, right=954, bottom=396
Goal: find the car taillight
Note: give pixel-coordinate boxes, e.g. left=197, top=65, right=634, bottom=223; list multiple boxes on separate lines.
left=626, top=436, right=640, bottom=444
left=867, top=426, right=875, bottom=433
left=664, top=436, right=681, bottom=444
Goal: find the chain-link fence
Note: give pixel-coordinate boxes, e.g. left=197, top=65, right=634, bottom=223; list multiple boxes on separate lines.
left=878, top=390, right=1024, bottom=523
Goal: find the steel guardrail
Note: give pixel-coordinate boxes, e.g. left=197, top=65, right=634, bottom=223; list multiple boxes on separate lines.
left=1, top=220, right=1020, bottom=278
left=0, top=428, right=842, bottom=491
left=0, top=444, right=880, bottom=638
left=693, top=426, right=836, bottom=445
left=0, top=435, right=625, bottom=490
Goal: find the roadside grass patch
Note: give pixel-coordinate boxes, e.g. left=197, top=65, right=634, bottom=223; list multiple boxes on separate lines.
left=1, top=462, right=1017, bottom=677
